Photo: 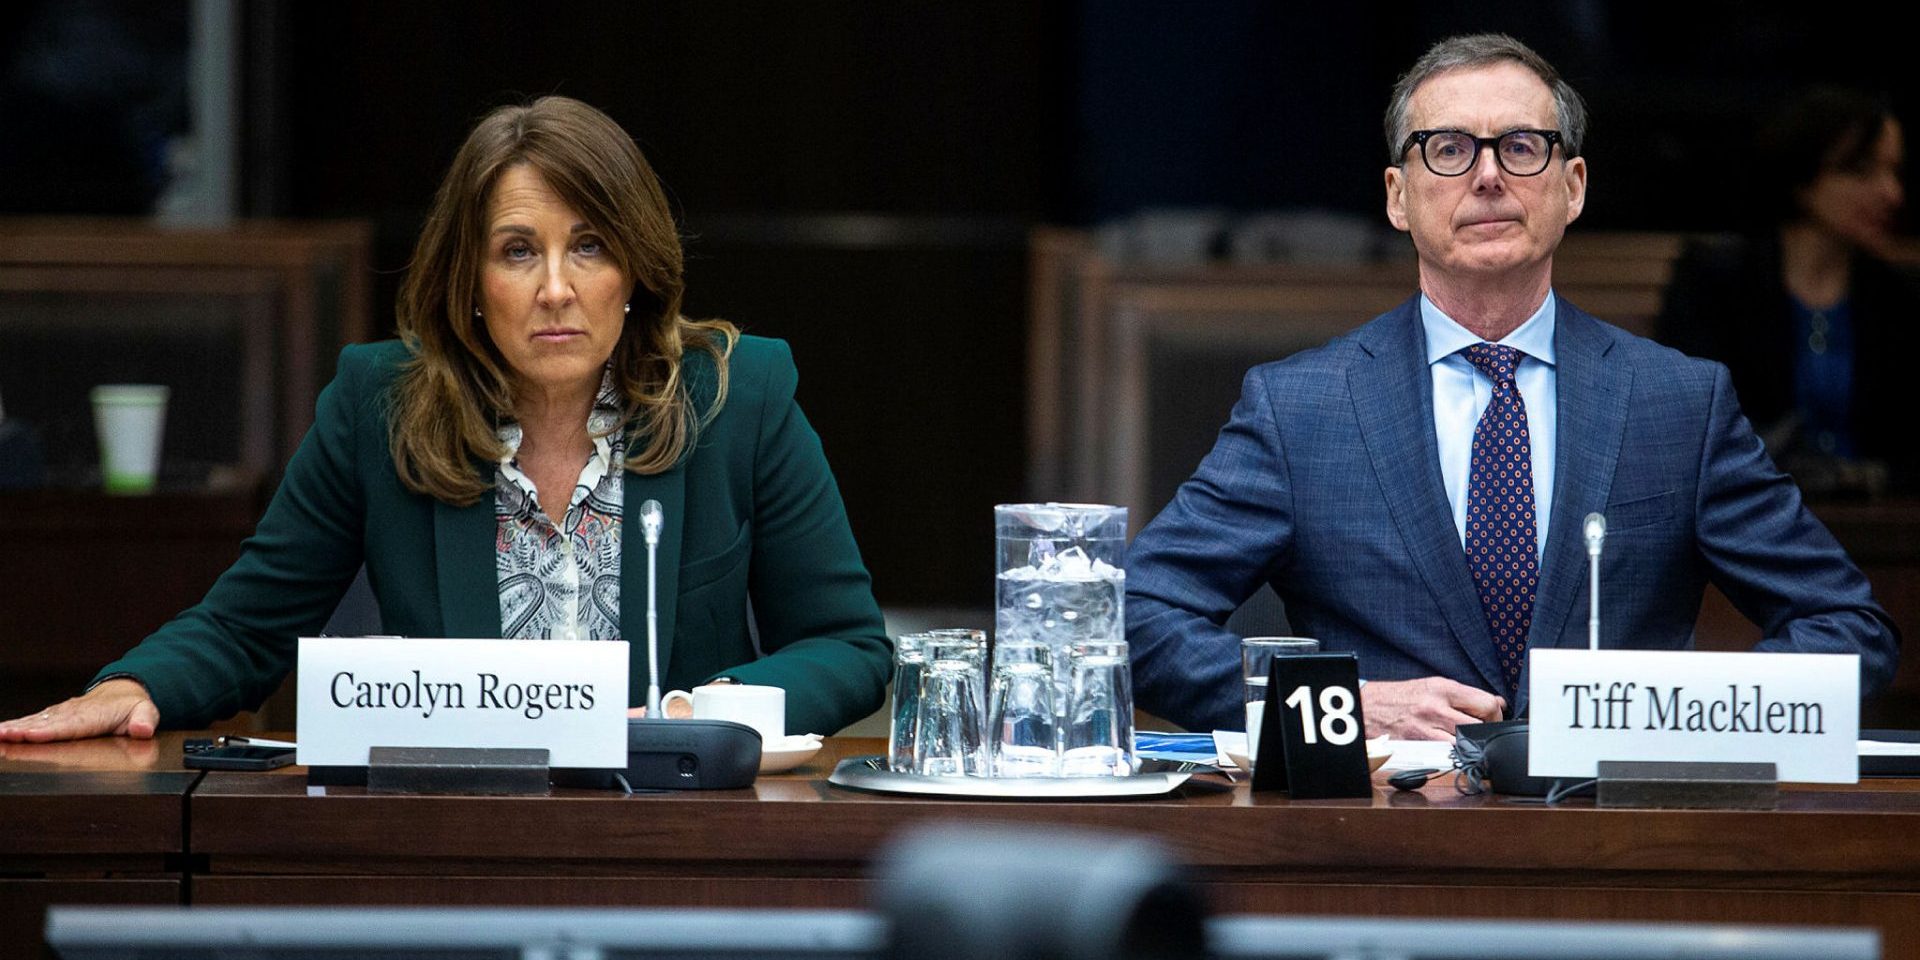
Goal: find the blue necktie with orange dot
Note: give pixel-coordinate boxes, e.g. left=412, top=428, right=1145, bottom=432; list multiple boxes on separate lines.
left=1461, top=342, right=1537, bottom=697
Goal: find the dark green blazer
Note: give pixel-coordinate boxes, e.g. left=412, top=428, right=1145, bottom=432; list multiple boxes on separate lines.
left=95, top=336, right=891, bottom=736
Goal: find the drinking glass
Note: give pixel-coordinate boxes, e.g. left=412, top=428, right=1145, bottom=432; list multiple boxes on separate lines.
left=1242, top=636, right=1320, bottom=762
left=889, top=633, right=932, bottom=773
left=1059, top=639, right=1135, bottom=777
left=989, top=641, right=1057, bottom=777
left=915, top=632, right=989, bottom=777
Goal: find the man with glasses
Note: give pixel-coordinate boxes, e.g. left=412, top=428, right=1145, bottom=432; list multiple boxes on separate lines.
left=1125, top=33, right=1898, bottom=741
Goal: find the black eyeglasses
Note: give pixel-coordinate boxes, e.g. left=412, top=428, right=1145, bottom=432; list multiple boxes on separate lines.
left=1399, top=129, right=1563, bottom=177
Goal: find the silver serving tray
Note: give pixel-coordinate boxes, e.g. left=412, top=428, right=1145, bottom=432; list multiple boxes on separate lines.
left=826, top=756, right=1194, bottom=800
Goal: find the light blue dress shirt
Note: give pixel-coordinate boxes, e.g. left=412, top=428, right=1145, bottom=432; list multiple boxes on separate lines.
left=1420, top=292, right=1557, bottom=557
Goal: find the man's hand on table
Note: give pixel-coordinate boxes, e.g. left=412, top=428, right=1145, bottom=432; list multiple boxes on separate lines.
left=1360, top=677, right=1504, bottom=741
left=0, top=678, right=160, bottom=742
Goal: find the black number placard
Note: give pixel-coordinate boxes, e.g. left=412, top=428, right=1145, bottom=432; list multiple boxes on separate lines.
left=1250, top=653, right=1372, bottom=798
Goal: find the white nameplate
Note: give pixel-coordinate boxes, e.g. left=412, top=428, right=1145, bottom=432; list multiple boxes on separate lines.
left=1529, top=649, right=1859, bottom=783
left=296, top=637, right=628, bottom=768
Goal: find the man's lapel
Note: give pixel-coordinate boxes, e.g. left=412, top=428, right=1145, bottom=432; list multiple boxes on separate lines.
left=434, top=491, right=504, bottom=638
left=620, top=461, right=687, bottom=687
left=1348, top=297, right=1506, bottom=692
left=1530, top=302, right=1632, bottom=652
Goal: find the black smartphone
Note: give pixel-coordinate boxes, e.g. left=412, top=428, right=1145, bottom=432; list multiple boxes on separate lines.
left=182, top=744, right=296, bottom=771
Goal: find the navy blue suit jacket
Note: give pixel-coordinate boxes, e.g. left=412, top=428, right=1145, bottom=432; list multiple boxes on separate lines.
left=1126, top=296, right=1901, bottom=733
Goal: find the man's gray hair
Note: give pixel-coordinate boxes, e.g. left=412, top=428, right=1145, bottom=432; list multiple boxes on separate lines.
left=1384, top=33, right=1588, bottom=164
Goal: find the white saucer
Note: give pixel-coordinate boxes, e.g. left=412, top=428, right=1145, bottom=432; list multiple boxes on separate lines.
left=759, top=734, right=824, bottom=774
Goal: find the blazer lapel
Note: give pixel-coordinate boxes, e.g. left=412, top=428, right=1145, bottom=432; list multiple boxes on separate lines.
left=1348, top=298, right=1507, bottom=692
left=434, top=493, right=504, bottom=638
left=621, top=462, right=687, bottom=691
left=1530, top=302, right=1631, bottom=656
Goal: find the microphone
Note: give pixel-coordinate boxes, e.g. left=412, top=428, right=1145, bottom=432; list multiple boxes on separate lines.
left=641, top=499, right=663, bottom=547
left=1584, top=512, right=1606, bottom=651
left=641, top=498, right=664, bottom=714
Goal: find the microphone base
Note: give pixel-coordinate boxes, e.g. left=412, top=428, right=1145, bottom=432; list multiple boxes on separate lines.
left=1457, top=720, right=1557, bottom=797
left=554, top=718, right=763, bottom=791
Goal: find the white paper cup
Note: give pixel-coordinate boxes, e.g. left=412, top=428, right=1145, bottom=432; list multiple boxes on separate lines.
left=661, top=683, right=785, bottom=741
left=91, top=384, right=170, bottom=494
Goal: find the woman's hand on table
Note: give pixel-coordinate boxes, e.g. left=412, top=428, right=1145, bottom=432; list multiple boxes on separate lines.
left=0, top=678, right=161, bottom=742
left=0, top=731, right=162, bottom=767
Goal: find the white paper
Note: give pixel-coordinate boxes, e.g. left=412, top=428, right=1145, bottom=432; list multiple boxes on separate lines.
left=1377, top=738, right=1456, bottom=772
left=1212, top=730, right=1247, bottom=767
left=1859, top=740, right=1920, bottom=757
left=1210, top=730, right=1420, bottom=771
left=297, top=637, right=629, bottom=768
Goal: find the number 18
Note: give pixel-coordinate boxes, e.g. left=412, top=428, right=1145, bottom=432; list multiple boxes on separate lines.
left=1283, top=685, right=1359, bottom=746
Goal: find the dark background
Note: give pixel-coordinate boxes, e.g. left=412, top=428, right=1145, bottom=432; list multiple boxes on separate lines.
left=3, top=1, right=1914, bottom=608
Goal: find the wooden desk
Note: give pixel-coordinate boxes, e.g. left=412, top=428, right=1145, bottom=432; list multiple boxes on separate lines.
left=0, top=217, right=375, bottom=476
left=0, top=737, right=197, bottom=960
left=5, top=734, right=1919, bottom=957
left=183, top=738, right=1920, bottom=954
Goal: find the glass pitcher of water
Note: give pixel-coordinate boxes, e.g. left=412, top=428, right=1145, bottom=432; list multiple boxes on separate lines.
left=993, top=503, right=1131, bottom=775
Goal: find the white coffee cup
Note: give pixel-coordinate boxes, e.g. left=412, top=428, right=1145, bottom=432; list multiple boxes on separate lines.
left=91, top=384, right=170, bottom=494
left=661, top=683, right=785, bottom=741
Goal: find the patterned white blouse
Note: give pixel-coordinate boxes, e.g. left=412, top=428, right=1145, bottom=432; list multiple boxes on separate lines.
left=493, top=373, right=626, bottom=642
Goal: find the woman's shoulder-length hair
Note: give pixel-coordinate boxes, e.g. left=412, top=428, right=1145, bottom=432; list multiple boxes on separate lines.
left=386, top=95, right=737, bottom=506
left=1756, top=85, right=1898, bottom=226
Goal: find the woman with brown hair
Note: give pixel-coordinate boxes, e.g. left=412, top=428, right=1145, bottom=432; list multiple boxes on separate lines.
left=1659, top=86, right=1920, bottom=496
left=0, top=96, right=890, bottom=742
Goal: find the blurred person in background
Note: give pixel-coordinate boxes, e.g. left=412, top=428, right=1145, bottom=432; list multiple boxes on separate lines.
left=1659, top=86, right=1920, bottom=496
left=0, top=96, right=889, bottom=743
